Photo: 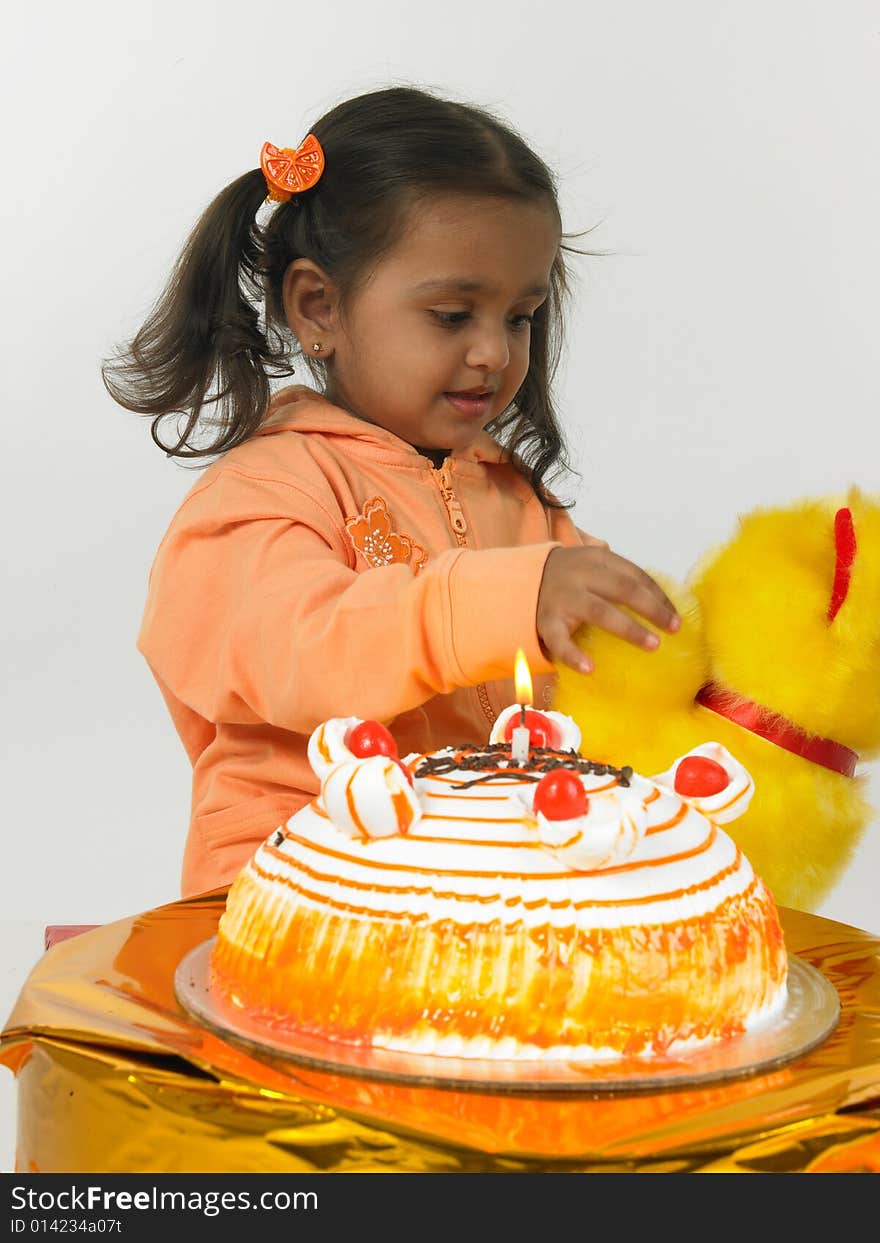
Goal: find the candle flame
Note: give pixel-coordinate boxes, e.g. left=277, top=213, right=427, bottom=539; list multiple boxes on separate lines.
left=514, top=648, right=533, bottom=706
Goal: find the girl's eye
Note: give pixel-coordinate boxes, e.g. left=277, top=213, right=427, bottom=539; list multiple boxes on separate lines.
left=432, top=311, right=471, bottom=326
left=430, top=311, right=537, bottom=330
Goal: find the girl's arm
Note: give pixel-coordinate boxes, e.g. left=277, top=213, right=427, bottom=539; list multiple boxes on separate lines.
left=138, top=472, right=560, bottom=734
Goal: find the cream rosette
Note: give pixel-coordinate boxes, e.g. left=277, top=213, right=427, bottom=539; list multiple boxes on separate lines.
left=652, top=742, right=754, bottom=824
left=520, top=777, right=651, bottom=872
left=489, top=706, right=582, bottom=753
left=320, top=754, right=422, bottom=840
left=307, top=716, right=363, bottom=779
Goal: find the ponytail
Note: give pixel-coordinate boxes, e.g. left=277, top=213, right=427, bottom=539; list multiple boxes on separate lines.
left=102, top=169, right=294, bottom=460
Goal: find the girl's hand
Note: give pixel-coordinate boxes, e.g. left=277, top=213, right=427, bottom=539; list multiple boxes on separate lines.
left=537, top=545, right=680, bottom=674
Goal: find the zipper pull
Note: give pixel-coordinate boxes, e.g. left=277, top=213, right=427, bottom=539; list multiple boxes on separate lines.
left=446, top=502, right=468, bottom=538
left=435, top=467, right=468, bottom=540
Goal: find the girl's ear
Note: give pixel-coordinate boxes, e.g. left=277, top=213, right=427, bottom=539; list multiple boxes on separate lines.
left=282, top=259, right=341, bottom=354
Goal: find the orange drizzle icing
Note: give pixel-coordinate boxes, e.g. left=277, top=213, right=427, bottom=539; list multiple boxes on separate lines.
left=315, top=725, right=333, bottom=765
left=704, top=784, right=751, bottom=816
left=258, top=848, right=544, bottom=907
left=421, top=791, right=513, bottom=801
left=422, top=813, right=527, bottom=825
left=251, top=857, right=429, bottom=922
left=645, top=804, right=690, bottom=834
left=424, top=770, right=537, bottom=787
left=275, top=830, right=559, bottom=879
left=405, top=834, right=543, bottom=848
left=562, top=823, right=718, bottom=878
left=282, top=809, right=715, bottom=877
left=391, top=789, right=414, bottom=833
left=258, top=834, right=745, bottom=910
left=343, top=769, right=369, bottom=840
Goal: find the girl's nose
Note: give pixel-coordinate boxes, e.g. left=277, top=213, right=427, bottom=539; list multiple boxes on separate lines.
left=465, top=323, right=510, bottom=372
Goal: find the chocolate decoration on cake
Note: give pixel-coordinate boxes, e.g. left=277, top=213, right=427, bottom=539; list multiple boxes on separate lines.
left=413, top=744, right=633, bottom=788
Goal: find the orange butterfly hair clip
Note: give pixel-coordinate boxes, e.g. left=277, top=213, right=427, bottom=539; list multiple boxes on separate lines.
left=260, top=134, right=325, bottom=202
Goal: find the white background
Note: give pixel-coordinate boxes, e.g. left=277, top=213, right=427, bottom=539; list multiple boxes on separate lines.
left=2, top=1, right=878, bottom=954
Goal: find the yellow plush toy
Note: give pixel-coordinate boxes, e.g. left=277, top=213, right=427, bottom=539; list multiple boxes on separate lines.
left=553, top=487, right=880, bottom=912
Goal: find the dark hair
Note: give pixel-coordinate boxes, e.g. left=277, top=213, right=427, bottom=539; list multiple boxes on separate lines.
left=102, top=84, right=594, bottom=504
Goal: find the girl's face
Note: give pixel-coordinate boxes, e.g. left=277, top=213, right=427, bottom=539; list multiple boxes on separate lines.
left=320, top=195, right=561, bottom=453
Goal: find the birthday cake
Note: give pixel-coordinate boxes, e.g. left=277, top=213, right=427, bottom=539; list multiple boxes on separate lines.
left=210, top=701, right=788, bottom=1061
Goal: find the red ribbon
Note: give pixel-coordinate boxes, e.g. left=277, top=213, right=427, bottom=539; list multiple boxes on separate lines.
left=828, top=506, right=856, bottom=623
left=695, top=682, right=858, bottom=778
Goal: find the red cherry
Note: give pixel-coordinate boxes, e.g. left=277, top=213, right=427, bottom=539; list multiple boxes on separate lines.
left=533, top=769, right=589, bottom=821
left=345, top=720, right=399, bottom=759
left=674, top=756, right=730, bottom=797
left=503, top=709, right=562, bottom=750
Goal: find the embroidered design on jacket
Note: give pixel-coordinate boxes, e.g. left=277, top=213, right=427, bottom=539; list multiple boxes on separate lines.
left=345, top=496, right=428, bottom=574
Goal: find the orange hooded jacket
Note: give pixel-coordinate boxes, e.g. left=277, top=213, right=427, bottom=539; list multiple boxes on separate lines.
left=138, top=386, right=594, bottom=896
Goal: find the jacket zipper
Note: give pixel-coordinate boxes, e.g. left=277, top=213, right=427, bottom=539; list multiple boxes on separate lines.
left=432, top=463, right=496, bottom=726
left=435, top=464, right=469, bottom=545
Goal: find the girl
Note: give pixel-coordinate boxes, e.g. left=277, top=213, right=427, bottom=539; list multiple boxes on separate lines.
left=103, top=85, right=680, bottom=898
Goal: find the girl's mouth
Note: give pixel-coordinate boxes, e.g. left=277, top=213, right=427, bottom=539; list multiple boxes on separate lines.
left=444, top=391, right=493, bottom=416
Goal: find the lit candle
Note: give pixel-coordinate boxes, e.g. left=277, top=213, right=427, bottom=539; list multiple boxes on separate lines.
left=511, top=706, right=530, bottom=764
left=511, top=649, right=533, bottom=764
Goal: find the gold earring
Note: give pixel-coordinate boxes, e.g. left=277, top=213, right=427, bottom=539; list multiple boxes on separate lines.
left=312, top=342, right=322, bottom=353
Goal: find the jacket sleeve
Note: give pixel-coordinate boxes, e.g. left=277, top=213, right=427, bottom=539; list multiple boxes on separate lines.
left=545, top=505, right=606, bottom=549
left=138, top=468, right=561, bottom=732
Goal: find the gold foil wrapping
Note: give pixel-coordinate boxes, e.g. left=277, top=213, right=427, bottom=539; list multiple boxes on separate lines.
left=2, top=893, right=879, bottom=1173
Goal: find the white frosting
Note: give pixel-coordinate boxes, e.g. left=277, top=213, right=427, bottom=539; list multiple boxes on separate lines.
left=652, top=742, right=755, bottom=824
left=249, top=746, right=760, bottom=932
left=307, top=716, right=363, bottom=778
left=489, top=705, right=582, bottom=753
left=531, top=784, right=650, bottom=871
left=320, top=754, right=422, bottom=840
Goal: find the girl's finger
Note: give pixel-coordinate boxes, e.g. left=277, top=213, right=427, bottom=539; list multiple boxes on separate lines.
left=540, top=622, right=594, bottom=675
left=596, top=556, right=680, bottom=631
left=578, top=594, right=662, bottom=651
